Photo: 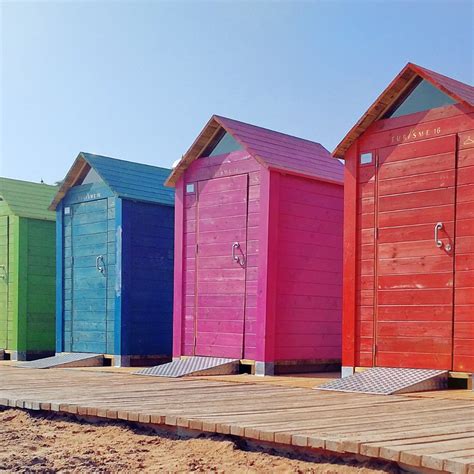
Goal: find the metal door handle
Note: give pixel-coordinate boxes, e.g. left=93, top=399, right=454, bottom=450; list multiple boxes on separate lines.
left=0, top=265, right=5, bottom=280
left=232, top=242, right=240, bottom=262
left=434, top=222, right=443, bottom=248
left=232, top=242, right=245, bottom=267
left=96, top=255, right=106, bottom=274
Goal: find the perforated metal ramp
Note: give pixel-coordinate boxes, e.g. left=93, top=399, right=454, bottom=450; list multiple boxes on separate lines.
left=16, top=353, right=104, bottom=369
left=134, top=357, right=239, bottom=378
left=316, top=368, right=448, bottom=395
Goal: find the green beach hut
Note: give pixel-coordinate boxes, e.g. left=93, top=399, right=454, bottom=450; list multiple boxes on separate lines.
left=0, top=177, right=58, bottom=361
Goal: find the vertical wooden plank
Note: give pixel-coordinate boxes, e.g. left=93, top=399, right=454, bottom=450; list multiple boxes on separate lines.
left=55, top=202, right=64, bottom=353
left=173, top=179, right=184, bottom=358
left=256, top=169, right=279, bottom=366
left=342, top=144, right=358, bottom=370
left=114, top=197, right=123, bottom=357
left=16, top=218, right=28, bottom=354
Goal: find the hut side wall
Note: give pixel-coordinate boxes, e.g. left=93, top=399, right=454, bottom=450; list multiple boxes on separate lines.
left=454, top=131, right=474, bottom=372
left=344, top=103, right=474, bottom=372
left=24, top=218, right=56, bottom=354
left=273, top=173, right=343, bottom=362
left=173, top=150, right=262, bottom=359
left=120, top=199, right=174, bottom=356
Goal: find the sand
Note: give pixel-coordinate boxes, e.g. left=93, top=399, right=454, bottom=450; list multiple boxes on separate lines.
left=0, top=408, right=400, bottom=473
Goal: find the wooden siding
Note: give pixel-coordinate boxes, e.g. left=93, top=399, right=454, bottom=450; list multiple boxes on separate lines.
left=61, top=183, right=115, bottom=354
left=0, top=195, right=55, bottom=355
left=176, top=150, right=262, bottom=358
left=0, top=214, right=12, bottom=349
left=24, top=219, right=56, bottom=352
left=454, top=131, right=474, bottom=371
left=374, top=136, right=456, bottom=369
left=121, top=200, right=174, bottom=356
left=274, top=174, right=343, bottom=361
left=344, top=102, right=474, bottom=371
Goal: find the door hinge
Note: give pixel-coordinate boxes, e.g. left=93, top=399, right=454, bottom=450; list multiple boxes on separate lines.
left=195, top=243, right=199, bottom=254
left=376, top=228, right=379, bottom=240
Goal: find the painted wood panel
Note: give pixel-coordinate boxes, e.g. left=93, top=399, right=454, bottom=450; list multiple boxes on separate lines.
left=194, top=174, right=248, bottom=359
left=121, top=200, right=174, bottom=356
left=0, top=216, right=8, bottom=349
left=453, top=134, right=474, bottom=372
left=274, top=174, right=343, bottom=361
left=375, top=136, right=456, bottom=369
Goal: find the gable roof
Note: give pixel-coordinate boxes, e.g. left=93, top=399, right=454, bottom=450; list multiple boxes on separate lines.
left=165, top=115, right=344, bottom=187
left=0, top=177, right=58, bottom=221
left=49, top=152, right=174, bottom=210
left=333, top=62, right=474, bottom=159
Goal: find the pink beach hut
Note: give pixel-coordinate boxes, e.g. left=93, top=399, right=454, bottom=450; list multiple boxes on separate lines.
left=166, top=115, right=344, bottom=375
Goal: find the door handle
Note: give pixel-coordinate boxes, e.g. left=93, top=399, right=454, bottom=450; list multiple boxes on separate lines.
left=434, top=222, right=444, bottom=248
left=0, top=265, right=6, bottom=280
left=232, top=242, right=245, bottom=267
left=96, top=255, right=106, bottom=275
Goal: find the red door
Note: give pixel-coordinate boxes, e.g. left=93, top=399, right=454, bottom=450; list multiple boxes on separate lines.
left=374, top=135, right=456, bottom=369
left=194, top=174, right=248, bottom=358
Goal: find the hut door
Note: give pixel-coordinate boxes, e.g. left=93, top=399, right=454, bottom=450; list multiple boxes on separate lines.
left=0, top=216, right=8, bottom=349
left=374, top=135, right=456, bottom=370
left=194, top=174, right=248, bottom=358
left=70, top=199, right=108, bottom=354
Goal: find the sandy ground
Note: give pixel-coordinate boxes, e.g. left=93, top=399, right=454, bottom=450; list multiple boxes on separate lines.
left=0, top=408, right=400, bottom=473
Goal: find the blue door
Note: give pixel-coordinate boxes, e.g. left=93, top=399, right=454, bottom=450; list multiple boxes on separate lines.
left=70, top=199, right=109, bottom=353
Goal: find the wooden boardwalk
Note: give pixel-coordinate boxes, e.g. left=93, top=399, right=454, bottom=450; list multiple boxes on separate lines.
left=0, top=366, right=473, bottom=473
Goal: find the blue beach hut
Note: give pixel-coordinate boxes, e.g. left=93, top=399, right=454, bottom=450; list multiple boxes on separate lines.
left=50, top=152, right=174, bottom=366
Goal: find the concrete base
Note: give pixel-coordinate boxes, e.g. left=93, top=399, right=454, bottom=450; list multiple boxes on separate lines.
left=341, top=366, right=355, bottom=378
left=113, top=355, right=131, bottom=367
left=255, top=361, right=275, bottom=376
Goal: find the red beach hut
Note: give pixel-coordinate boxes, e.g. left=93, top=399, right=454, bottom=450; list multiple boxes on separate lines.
left=333, top=63, right=474, bottom=377
left=166, top=115, right=344, bottom=375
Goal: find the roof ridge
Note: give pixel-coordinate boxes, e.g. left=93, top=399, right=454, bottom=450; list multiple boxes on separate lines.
left=214, top=115, right=324, bottom=147
left=80, top=152, right=171, bottom=173
left=0, top=176, right=57, bottom=188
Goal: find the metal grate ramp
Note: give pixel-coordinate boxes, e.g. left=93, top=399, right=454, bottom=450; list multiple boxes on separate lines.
left=16, top=353, right=104, bottom=369
left=316, top=368, right=448, bottom=395
left=134, top=356, right=239, bottom=378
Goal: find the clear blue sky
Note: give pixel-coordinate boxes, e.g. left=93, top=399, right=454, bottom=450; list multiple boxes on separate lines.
left=1, top=0, right=473, bottom=184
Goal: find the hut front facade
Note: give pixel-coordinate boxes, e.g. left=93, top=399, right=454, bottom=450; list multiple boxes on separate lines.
left=167, top=115, right=344, bottom=375
left=0, top=178, right=57, bottom=361
left=51, top=153, right=174, bottom=366
left=333, top=63, right=474, bottom=376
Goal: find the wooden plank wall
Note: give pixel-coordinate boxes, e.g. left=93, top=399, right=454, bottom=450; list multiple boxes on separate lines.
left=25, top=218, right=56, bottom=353
left=349, top=103, right=474, bottom=370
left=454, top=130, right=474, bottom=372
left=274, top=175, right=343, bottom=362
left=179, top=151, right=261, bottom=358
left=62, top=183, right=115, bottom=354
left=121, top=200, right=174, bottom=357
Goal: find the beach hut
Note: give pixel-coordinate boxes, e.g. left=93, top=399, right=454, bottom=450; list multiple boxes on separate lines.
left=50, top=153, right=174, bottom=367
left=166, top=115, right=344, bottom=376
left=0, top=177, right=57, bottom=361
left=333, top=63, right=474, bottom=376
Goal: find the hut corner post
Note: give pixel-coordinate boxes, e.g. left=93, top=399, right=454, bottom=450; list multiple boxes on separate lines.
left=341, top=143, right=358, bottom=377
left=55, top=202, right=64, bottom=354
left=255, top=169, right=280, bottom=376
left=113, top=198, right=126, bottom=366
left=172, top=179, right=184, bottom=359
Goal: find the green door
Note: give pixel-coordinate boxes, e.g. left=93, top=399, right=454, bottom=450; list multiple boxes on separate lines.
left=0, top=216, right=8, bottom=349
left=70, top=200, right=108, bottom=353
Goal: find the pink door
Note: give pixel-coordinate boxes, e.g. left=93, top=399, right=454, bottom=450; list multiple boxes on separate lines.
left=194, top=174, right=248, bottom=358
